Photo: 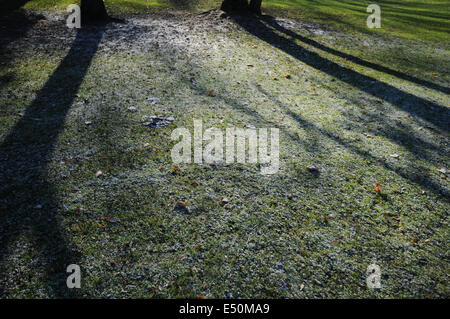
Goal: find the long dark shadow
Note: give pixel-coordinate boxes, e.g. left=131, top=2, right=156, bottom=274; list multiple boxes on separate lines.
left=1, top=9, right=45, bottom=90
left=0, top=0, right=30, bottom=14
left=235, top=16, right=449, bottom=133
left=266, top=18, right=449, bottom=95
left=256, top=85, right=449, bottom=200
left=0, top=10, right=43, bottom=50
left=0, top=26, right=105, bottom=297
left=175, top=48, right=447, bottom=199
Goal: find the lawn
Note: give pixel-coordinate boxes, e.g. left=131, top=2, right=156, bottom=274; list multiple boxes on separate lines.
left=0, top=0, right=448, bottom=298
left=21, top=0, right=450, bottom=41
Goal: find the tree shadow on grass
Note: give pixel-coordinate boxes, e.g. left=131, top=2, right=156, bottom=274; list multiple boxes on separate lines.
left=0, top=9, right=44, bottom=50
left=255, top=85, right=449, bottom=200
left=234, top=15, right=449, bottom=133
left=0, top=0, right=29, bottom=14
left=265, top=18, right=449, bottom=95
left=0, top=10, right=46, bottom=89
left=0, top=25, right=105, bottom=297
left=160, top=25, right=448, bottom=199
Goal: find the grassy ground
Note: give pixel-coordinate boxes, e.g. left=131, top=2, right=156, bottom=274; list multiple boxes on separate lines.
left=20, top=0, right=450, bottom=42
left=0, top=1, right=449, bottom=298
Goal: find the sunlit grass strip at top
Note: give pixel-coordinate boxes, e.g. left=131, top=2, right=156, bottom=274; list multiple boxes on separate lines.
left=21, top=0, right=450, bottom=42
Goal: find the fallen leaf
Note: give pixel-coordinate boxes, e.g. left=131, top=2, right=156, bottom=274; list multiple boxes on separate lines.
left=174, top=201, right=190, bottom=214
left=374, top=182, right=381, bottom=193
left=142, top=116, right=175, bottom=128
left=220, top=197, right=229, bottom=206
left=106, top=217, right=120, bottom=223
left=190, top=267, right=202, bottom=273
left=145, top=97, right=160, bottom=105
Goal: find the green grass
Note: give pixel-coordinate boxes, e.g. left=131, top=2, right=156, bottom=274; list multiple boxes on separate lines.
left=262, top=0, right=450, bottom=42
left=0, top=0, right=449, bottom=298
left=19, top=0, right=450, bottom=42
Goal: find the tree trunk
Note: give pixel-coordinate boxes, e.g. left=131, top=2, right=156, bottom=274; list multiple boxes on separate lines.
left=221, top=0, right=249, bottom=13
left=81, top=0, right=109, bottom=23
left=249, top=0, right=262, bottom=14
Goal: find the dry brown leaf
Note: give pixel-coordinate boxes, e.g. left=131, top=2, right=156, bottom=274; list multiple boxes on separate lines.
left=374, top=182, right=381, bottom=192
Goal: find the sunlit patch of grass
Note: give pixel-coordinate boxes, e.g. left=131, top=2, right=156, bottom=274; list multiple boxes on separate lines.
left=263, top=0, right=450, bottom=42
left=20, top=0, right=450, bottom=42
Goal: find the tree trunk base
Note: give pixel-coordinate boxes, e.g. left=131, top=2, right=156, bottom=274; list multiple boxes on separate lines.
left=220, top=0, right=262, bottom=15
left=81, top=0, right=110, bottom=25
left=221, top=0, right=249, bottom=13
left=249, top=0, right=262, bottom=15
